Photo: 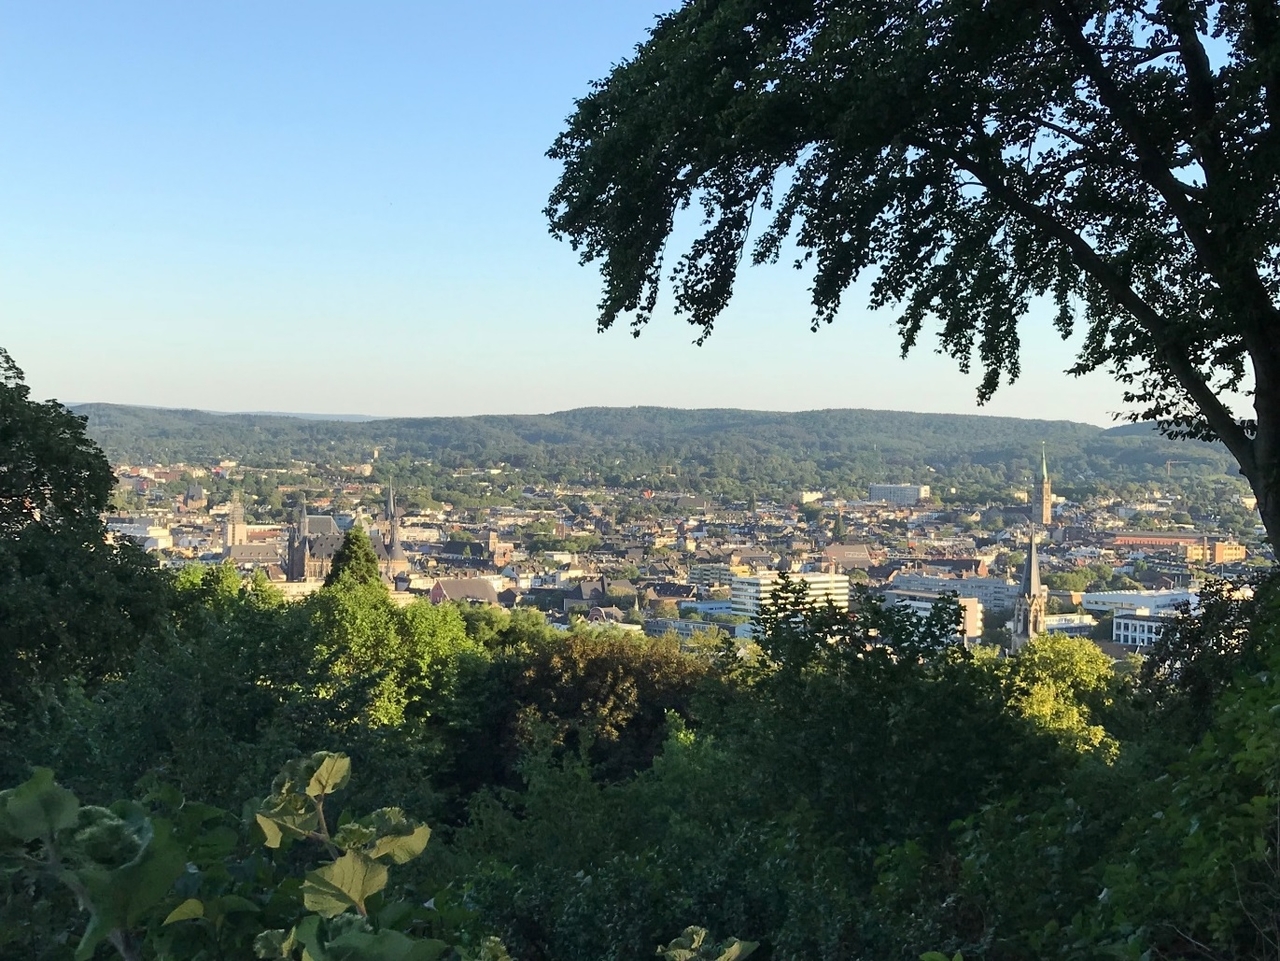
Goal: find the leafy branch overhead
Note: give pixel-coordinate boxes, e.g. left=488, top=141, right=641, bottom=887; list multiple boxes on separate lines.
left=547, top=0, right=1280, bottom=539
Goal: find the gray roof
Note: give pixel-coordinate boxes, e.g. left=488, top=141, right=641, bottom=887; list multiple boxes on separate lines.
left=433, top=578, right=499, bottom=605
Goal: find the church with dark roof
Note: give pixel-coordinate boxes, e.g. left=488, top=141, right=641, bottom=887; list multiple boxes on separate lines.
left=286, top=485, right=410, bottom=583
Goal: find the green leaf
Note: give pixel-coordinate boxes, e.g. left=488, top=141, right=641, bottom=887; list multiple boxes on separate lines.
left=302, top=851, right=388, bottom=917
left=715, top=941, right=759, bottom=961
left=74, top=815, right=185, bottom=959
left=327, top=928, right=450, bottom=961
left=368, top=823, right=431, bottom=864
left=163, top=898, right=204, bottom=924
left=307, top=754, right=352, bottom=798
left=257, top=793, right=320, bottom=848
left=1, top=768, right=79, bottom=841
left=254, top=928, right=298, bottom=959
left=214, top=893, right=262, bottom=914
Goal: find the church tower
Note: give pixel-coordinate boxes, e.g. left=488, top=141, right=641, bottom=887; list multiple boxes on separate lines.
left=223, top=492, right=247, bottom=554
left=383, top=483, right=409, bottom=580
left=287, top=495, right=310, bottom=581
left=1033, top=443, right=1052, bottom=526
left=1011, top=526, right=1048, bottom=649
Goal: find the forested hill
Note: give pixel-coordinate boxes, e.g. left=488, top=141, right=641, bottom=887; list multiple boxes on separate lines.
left=76, top=402, right=1236, bottom=497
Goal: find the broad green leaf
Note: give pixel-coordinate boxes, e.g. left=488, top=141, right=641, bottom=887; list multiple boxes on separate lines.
left=74, top=816, right=185, bottom=959
left=254, top=928, right=298, bottom=959
left=368, top=823, right=431, bottom=864
left=163, top=898, right=204, bottom=924
left=215, top=893, right=262, bottom=914
left=292, top=915, right=325, bottom=961
left=716, top=941, right=759, bottom=961
left=2, top=768, right=79, bottom=841
left=257, top=794, right=320, bottom=848
left=307, top=754, right=352, bottom=798
left=326, top=928, right=450, bottom=961
left=302, top=851, right=388, bottom=917
left=333, top=822, right=378, bottom=851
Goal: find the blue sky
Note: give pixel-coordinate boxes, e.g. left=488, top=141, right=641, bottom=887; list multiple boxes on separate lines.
left=1, top=1, right=1122, bottom=423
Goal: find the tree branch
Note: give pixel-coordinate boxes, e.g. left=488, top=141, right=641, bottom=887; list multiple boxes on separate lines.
left=1046, top=1, right=1217, bottom=257
left=1164, top=0, right=1230, bottom=186
left=915, top=136, right=1256, bottom=473
left=1049, top=0, right=1280, bottom=404
left=1246, top=0, right=1280, bottom=128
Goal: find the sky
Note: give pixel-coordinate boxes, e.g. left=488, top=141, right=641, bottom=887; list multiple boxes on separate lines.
left=1, top=1, right=1125, bottom=424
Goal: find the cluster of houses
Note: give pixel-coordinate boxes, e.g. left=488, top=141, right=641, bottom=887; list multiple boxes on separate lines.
left=105, top=456, right=1260, bottom=652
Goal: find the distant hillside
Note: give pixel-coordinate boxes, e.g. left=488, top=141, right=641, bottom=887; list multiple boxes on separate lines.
left=75, top=403, right=1237, bottom=497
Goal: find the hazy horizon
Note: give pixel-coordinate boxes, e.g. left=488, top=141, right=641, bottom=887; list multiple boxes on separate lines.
left=69, top=397, right=1124, bottom=429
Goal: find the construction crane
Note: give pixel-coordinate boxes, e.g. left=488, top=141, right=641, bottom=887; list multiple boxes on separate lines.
left=1164, top=459, right=1187, bottom=477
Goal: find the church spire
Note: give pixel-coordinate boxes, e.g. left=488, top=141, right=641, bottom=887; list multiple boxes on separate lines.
left=1020, top=525, right=1041, bottom=598
left=1035, top=443, right=1052, bottom=525
left=1012, top=524, right=1047, bottom=647
left=386, top=480, right=405, bottom=561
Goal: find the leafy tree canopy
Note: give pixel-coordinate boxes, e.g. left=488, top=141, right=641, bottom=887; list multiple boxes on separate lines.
left=547, top=0, right=1280, bottom=538
left=324, top=526, right=382, bottom=588
left=0, top=347, right=113, bottom=534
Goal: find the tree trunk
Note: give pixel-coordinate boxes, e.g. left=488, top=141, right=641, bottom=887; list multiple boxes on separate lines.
left=1245, top=359, right=1280, bottom=547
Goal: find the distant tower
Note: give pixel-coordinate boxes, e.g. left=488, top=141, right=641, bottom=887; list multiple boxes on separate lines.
left=1011, top=526, right=1048, bottom=649
left=1034, top=443, right=1053, bottom=526
left=287, top=495, right=310, bottom=581
left=383, top=482, right=409, bottom=580
left=223, top=492, right=247, bottom=551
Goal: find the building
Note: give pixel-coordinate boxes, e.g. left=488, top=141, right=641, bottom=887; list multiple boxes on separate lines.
left=730, top=571, right=851, bottom=620
left=886, top=570, right=1020, bottom=612
left=867, top=483, right=931, bottom=505
left=1043, top=612, right=1099, bottom=637
left=1112, top=610, right=1178, bottom=651
left=1011, top=528, right=1048, bottom=648
left=1033, top=444, right=1052, bottom=525
left=285, top=499, right=345, bottom=582
left=1109, top=533, right=1246, bottom=563
left=370, top=485, right=411, bottom=581
left=689, top=563, right=751, bottom=588
left=223, top=494, right=248, bottom=553
left=429, top=578, right=500, bottom=606
left=1182, top=538, right=1248, bottom=564
left=1081, top=588, right=1197, bottom=616
left=881, top=589, right=984, bottom=640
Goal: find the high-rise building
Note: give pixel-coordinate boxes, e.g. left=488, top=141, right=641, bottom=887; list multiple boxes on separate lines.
left=867, top=483, right=931, bottom=505
left=730, top=571, right=850, bottom=621
left=1033, top=443, right=1052, bottom=525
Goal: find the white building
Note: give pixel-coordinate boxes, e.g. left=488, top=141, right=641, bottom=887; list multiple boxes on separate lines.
left=731, top=571, right=851, bottom=620
left=886, top=572, right=1021, bottom=612
left=881, top=589, right=983, bottom=640
left=1081, top=589, right=1197, bottom=616
left=868, top=483, right=931, bottom=505
left=1112, top=610, right=1178, bottom=651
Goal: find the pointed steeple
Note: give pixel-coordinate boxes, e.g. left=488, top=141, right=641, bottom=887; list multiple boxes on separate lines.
left=1020, top=525, right=1041, bottom=598
left=1034, top=443, right=1053, bottom=525
left=296, top=492, right=308, bottom=540
left=385, top=481, right=406, bottom=561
